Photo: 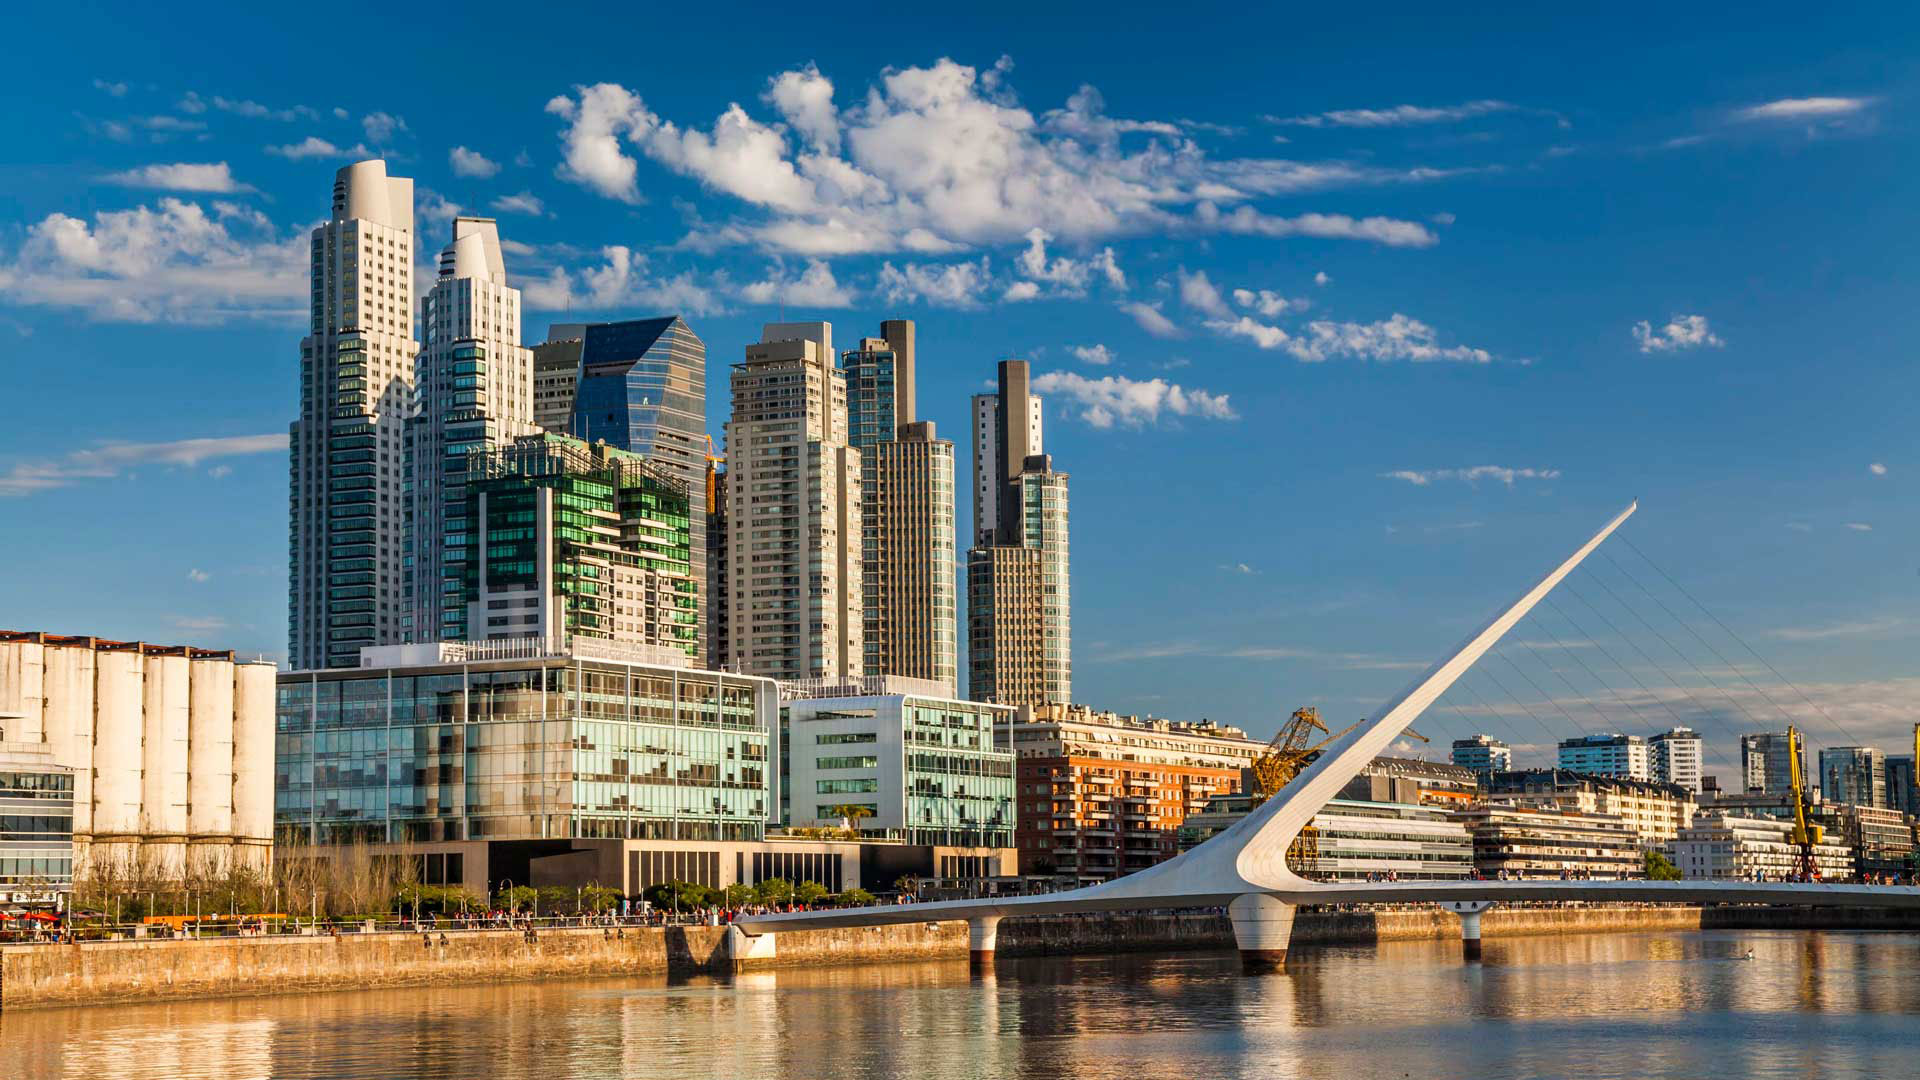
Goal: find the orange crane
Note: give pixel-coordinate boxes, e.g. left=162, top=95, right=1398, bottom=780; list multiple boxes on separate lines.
left=704, top=435, right=724, bottom=510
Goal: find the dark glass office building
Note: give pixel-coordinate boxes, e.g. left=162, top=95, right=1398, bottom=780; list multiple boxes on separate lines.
left=566, top=317, right=710, bottom=663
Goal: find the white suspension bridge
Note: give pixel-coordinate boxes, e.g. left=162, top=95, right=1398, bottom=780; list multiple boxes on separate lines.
left=734, top=502, right=1920, bottom=970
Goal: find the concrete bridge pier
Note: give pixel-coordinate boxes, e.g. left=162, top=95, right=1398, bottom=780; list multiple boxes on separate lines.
left=968, top=915, right=1002, bottom=969
left=727, top=925, right=778, bottom=970
left=1229, top=894, right=1296, bottom=973
left=1441, top=900, right=1496, bottom=961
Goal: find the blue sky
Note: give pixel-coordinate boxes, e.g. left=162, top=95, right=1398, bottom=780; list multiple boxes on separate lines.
left=3, top=4, right=1917, bottom=774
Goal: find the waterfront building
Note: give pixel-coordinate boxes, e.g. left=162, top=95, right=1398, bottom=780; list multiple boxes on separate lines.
left=1556, top=733, right=1651, bottom=781
left=405, top=217, right=538, bottom=643
left=1002, top=704, right=1264, bottom=882
left=1819, top=745, right=1887, bottom=808
left=1829, top=802, right=1913, bottom=875
left=462, top=433, right=696, bottom=659
left=1450, top=802, right=1642, bottom=879
left=724, top=322, right=863, bottom=681
left=1888, top=755, right=1916, bottom=815
left=1177, top=793, right=1473, bottom=881
left=1739, top=732, right=1803, bottom=795
left=1450, top=734, right=1511, bottom=776
left=531, top=335, right=583, bottom=436
left=782, top=676, right=1015, bottom=856
left=1650, top=726, right=1704, bottom=792
left=0, top=632, right=275, bottom=879
left=1673, top=812, right=1854, bottom=881
left=564, top=317, right=711, bottom=663
left=0, top=745, right=74, bottom=903
left=1341, top=756, right=1480, bottom=809
left=290, top=159, right=418, bottom=670
left=967, top=360, right=1070, bottom=706
left=1484, top=769, right=1697, bottom=846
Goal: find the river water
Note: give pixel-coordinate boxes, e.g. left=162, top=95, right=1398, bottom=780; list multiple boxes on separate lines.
left=9, top=929, right=1920, bottom=1079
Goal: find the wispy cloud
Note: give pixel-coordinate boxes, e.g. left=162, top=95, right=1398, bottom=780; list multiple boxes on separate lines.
left=1070, top=344, right=1114, bottom=366
left=448, top=146, right=500, bottom=178
left=1092, top=639, right=1425, bottom=671
left=1868, top=462, right=1887, bottom=476
left=267, top=136, right=372, bottom=160
left=1120, top=300, right=1181, bottom=338
left=742, top=258, right=854, bottom=307
left=1219, top=563, right=1258, bottom=575
left=1737, top=96, right=1873, bottom=122
left=1381, top=466, right=1559, bottom=487
left=0, top=434, right=287, bottom=496
left=1267, top=100, right=1517, bottom=128
left=186, top=568, right=212, bottom=584
left=1633, top=314, right=1723, bottom=353
left=1768, top=616, right=1905, bottom=642
left=489, top=190, right=546, bottom=215
left=103, top=162, right=254, bottom=194
left=1845, top=522, right=1873, bottom=532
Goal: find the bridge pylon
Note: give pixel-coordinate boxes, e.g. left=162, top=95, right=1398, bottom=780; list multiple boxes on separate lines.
left=968, top=915, right=1002, bottom=969
left=1229, top=894, right=1296, bottom=972
left=1441, top=900, right=1497, bottom=961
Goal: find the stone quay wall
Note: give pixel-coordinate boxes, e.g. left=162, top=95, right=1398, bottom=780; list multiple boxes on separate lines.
left=8, top=904, right=1920, bottom=1010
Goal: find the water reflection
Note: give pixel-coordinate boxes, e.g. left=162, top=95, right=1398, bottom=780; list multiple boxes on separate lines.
left=8, top=930, right=1920, bottom=1080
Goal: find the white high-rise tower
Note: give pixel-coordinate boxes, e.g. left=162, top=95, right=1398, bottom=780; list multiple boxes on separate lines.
left=404, top=217, right=537, bottom=643
left=289, top=160, right=418, bottom=670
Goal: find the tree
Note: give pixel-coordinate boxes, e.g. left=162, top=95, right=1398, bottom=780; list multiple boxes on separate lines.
left=1645, top=851, right=1683, bottom=881
left=835, top=888, right=877, bottom=908
left=644, top=880, right=710, bottom=911
left=497, top=885, right=537, bottom=912
left=579, top=885, right=621, bottom=913
left=754, top=878, right=794, bottom=905
left=794, top=880, right=829, bottom=906
left=723, top=883, right=757, bottom=908
left=893, top=874, right=920, bottom=899
left=825, top=804, right=876, bottom=836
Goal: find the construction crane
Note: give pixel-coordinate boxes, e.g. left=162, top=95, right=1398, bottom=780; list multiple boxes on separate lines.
left=704, top=435, right=724, bottom=511
left=1249, top=708, right=1361, bottom=807
left=1786, top=725, right=1823, bottom=880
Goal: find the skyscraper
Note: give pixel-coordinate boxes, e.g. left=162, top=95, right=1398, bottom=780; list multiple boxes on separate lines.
left=531, top=335, right=583, bottom=436
left=290, top=160, right=418, bottom=671
left=564, top=318, right=709, bottom=661
left=1818, top=745, right=1887, bottom=807
left=1451, top=734, right=1512, bottom=775
left=1555, top=733, right=1651, bottom=781
left=967, top=360, right=1071, bottom=706
left=405, top=217, right=537, bottom=644
left=844, top=321, right=957, bottom=692
left=1740, top=731, right=1803, bottom=794
left=1649, top=726, right=1704, bottom=792
left=462, top=433, right=695, bottom=658
left=724, top=322, right=864, bottom=681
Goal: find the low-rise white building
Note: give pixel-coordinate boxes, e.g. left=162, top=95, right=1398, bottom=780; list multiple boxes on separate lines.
left=1673, top=811, right=1854, bottom=881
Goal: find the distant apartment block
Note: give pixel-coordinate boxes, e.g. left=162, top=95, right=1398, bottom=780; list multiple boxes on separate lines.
left=1450, top=734, right=1512, bottom=776
left=1556, top=732, right=1651, bottom=781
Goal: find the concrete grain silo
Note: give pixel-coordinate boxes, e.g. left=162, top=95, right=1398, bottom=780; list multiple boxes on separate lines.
left=188, top=656, right=236, bottom=876
left=141, top=648, right=192, bottom=878
left=232, top=660, right=278, bottom=871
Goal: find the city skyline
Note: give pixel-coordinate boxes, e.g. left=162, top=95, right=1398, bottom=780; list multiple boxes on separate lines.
left=4, top=7, right=1919, bottom=768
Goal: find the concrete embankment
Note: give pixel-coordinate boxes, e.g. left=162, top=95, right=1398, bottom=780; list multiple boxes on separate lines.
left=8, top=905, right=1920, bottom=1010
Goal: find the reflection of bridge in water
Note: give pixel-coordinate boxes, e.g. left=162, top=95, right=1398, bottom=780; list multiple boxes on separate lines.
left=735, top=502, right=1920, bottom=971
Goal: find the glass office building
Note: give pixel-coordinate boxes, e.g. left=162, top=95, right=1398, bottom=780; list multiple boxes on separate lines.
left=275, top=645, right=777, bottom=846
left=0, top=755, right=75, bottom=899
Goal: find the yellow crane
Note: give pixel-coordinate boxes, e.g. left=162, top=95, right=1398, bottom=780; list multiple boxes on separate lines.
left=704, top=435, right=724, bottom=512
left=1786, top=725, right=1823, bottom=879
left=1249, top=708, right=1356, bottom=807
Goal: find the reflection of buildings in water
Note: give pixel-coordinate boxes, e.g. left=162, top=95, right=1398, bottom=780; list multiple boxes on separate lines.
left=52, top=1012, right=275, bottom=1080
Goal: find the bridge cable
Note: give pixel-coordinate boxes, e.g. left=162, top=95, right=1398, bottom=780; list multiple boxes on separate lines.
left=1571, top=569, right=1773, bottom=733
left=1542, top=595, right=1742, bottom=779
left=1613, top=539, right=1866, bottom=748
left=1513, top=632, right=1611, bottom=735
left=1456, top=677, right=1563, bottom=771
left=1468, top=667, right=1567, bottom=768
left=1496, top=649, right=1594, bottom=738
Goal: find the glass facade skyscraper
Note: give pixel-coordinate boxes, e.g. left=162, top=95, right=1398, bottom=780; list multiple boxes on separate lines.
left=566, top=317, right=710, bottom=663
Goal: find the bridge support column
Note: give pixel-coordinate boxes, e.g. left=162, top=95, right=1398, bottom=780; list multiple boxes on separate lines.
left=1229, top=893, right=1295, bottom=973
left=1441, top=900, right=1495, bottom=961
left=968, top=916, right=1002, bottom=969
left=727, top=925, right=777, bottom=971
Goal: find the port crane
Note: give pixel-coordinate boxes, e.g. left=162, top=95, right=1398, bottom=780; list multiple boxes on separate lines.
left=1785, top=725, right=1823, bottom=880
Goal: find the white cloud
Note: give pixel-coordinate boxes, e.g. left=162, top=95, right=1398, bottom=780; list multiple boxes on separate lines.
left=764, top=64, right=840, bottom=152
left=519, top=245, right=726, bottom=316
left=1845, top=522, right=1873, bottom=532
left=449, top=146, right=500, bottom=178
left=267, top=136, right=371, bottom=160
left=1288, top=313, right=1493, bottom=363
left=93, top=79, right=128, bottom=97
left=103, top=162, right=253, bottom=193
left=1768, top=616, right=1904, bottom=642
left=1220, top=563, right=1258, bottom=575
left=1206, top=315, right=1290, bottom=349
left=1002, top=280, right=1041, bottom=302
left=546, top=60, right=1468, bottom=256
left=1633, top=314, right=1723, bottom=353
left=1194, top=202, right=1436, bottom=247
left=1380, top=466, right=1560, bottom=487
left=1070, top=344, right=1114, bottom=366
left=1271, top=100, right=1516, bottom=128
left=1231, top=287, right=1297, bottom=317
left=1121, top=300, right=1180, bottom=338
left=1031, top=371, right=1235, bottom=428
left=874, top=258, right=991, bottom=309
left=210, top=96, right=318, bottom=122
left=1869, top=462, right=1888, bottom=476
left=187, top=568, right=212, bottom=584
left=1738, top=97, right=1872, bottom=121
left=362, top=111, right=406, bottom=144
left=167, top=615, right=228, bottom=632
left=206, top=464, right=232, bottom=479
left=417, top=189, right=461, bottom=231
left=0, top=433, right=288, bottom=496
left=1431, top=211, right=1457, bottom=225
left=1177, top=267, right=1232, bottom=318
left=1006, top=228, right=1126, bottom=298
left=741, top=258, right=855, bottom=307
left=0, top=198, right=304, bottom=323
left=490, top=191, right=545, bottom=215
left=1314, top=271, right=1330, bottom=286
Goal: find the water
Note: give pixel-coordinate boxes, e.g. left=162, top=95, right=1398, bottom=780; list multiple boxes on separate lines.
left=9, top=930, right=1920, bottom=1079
